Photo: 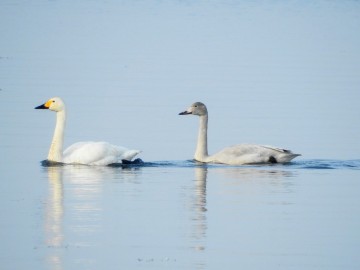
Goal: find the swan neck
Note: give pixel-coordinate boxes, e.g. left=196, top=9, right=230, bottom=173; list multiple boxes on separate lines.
left=195, top=114, right=209, bottom=161
left=48, top=110, right=66, bottom=162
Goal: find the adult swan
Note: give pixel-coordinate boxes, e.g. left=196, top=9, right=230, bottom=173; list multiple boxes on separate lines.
left=35, top=97, right=141, bottom=165
left=179, top=102, right=300, bottom=165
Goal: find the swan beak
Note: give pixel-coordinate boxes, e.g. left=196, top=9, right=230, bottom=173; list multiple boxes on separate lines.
left=179, top=110, right=192, bottom=115
left=35, top=99, right=52, bottom=109
left=35, top=103, right=49, bottom=110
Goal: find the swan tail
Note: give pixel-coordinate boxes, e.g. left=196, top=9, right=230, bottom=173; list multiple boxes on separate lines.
left=261, top=145, right=301, bottom=163
left=121, top=150, right=142, bottom=161
left=277, top=153, right=301, bottom=163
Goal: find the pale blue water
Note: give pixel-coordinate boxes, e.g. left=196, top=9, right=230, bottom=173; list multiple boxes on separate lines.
left=1, top=0, right=360, bottom=269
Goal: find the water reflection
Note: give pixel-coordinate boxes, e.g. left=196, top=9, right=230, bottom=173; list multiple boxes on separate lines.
left=188, top=164, right=294, bottom=244
left=44, top=166, right=64, bottom=270
left=187, top=164, right=295, bottom=254
left=192, top=166, right=208, bottom=246
left=43, top=165, right=141, bottom=270
left=213, top=165, right=295, bottom=179
left=187, top=166, right=208, bottom=270
left=42, top=162, right=296, bottom=269
left=213, top=166, right=296, bottom=195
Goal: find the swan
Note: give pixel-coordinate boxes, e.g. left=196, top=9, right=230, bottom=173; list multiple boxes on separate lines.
left=35, top=97, right=141, bottom=165
left=179, top=102, right=300, bottom=165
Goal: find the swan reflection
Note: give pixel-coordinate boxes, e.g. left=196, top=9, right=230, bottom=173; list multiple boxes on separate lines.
left=43, top=165, right=141, bottom=270
left=212, top=165, right=295, bottom=179
left=188, top=166, right=208, bottom=255
left=212, top=166, right=296, bottom=194
left=44, top=166, right=64, bottom=270
left=188, top=164, right=294, bottom=255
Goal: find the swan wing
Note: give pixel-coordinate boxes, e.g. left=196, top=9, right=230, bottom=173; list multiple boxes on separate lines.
left=260, top=145, right=293, bottom=153
left=63, top=141, right=140, bottom=165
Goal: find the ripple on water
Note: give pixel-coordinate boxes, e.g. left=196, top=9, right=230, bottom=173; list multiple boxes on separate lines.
left=41, top=159, right=360, bottom=171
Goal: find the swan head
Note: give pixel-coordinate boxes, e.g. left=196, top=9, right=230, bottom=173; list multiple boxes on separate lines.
left=179, top=102, right=208, bottom=116
left=35, top=97, right=65, bottom=112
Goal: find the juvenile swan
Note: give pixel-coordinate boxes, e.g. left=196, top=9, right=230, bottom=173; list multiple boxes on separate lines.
left=179, top=102, right=300, bottom=165
left=35, top=97, right=141, bottom=165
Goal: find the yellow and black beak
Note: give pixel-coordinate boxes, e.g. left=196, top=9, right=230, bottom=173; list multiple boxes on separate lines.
left=35, top=103, right=48, bottom=109
left=35, top=99, right=52, bottom=110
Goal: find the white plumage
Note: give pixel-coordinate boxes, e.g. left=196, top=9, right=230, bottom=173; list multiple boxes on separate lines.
left=35, top=97, right=140, bottom=165
left=179, top=102, right=300, bottom=165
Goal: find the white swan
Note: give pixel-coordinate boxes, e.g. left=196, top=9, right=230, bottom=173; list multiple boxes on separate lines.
left=35, top=97, right=141, bottom=165
left=179, top=102, right=300, bottom=165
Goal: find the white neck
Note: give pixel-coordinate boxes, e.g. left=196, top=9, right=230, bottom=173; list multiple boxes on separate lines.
left=48, top=110, right=66, bottom=162
left=194, top=115, right=209, bottom=161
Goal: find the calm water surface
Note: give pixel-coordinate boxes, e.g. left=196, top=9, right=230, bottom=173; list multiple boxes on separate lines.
left=1, top=0, right=360, bottom=269
left=1, top=160, right=360, bottom=269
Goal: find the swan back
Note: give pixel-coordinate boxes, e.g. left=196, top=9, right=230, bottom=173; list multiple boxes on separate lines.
left=209, top=144, right=300, bottom=165
left=63, top=142, right=141, bottom=165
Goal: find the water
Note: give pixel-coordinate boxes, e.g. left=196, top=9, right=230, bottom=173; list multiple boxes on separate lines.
left=1, top=0, right=360, bottom=269
left=2, top=160, right=360, bottom=269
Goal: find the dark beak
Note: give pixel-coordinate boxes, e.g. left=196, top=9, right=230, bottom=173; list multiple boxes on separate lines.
left=179, top=111, right=192, bottom=115
left=35, top=104, right=48, bottom=109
